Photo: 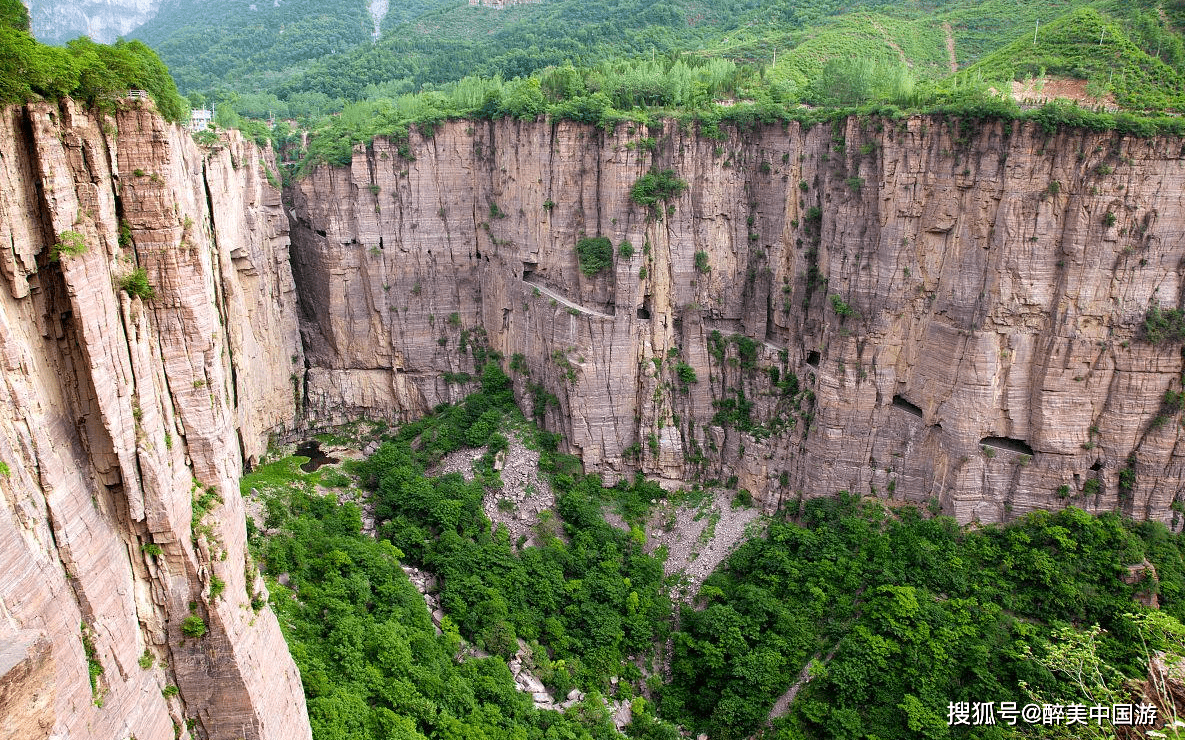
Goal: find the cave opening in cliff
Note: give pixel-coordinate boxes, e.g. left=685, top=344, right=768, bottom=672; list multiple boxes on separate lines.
left=522, top=261, right=536, bottom=281
left=806, top=350, right=820, bottom=367
left=979, top=437, right=1035, bottom=456
left=638, top=295, right=652, bottom=319
left=892, top=395, right=924, bottom=418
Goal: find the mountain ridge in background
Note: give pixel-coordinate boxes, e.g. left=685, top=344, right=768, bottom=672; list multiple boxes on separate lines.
left=26, top=0, right=162, bottom=44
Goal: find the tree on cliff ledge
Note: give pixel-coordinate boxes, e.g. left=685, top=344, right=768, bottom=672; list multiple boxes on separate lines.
left=0, top=15, right=186, bottom=123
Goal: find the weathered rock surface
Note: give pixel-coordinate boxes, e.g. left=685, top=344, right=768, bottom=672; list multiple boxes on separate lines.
left=27, top=0, right=162, bottom=44
left=4, top=103, right=1183, bottom=735
left=0, top=99, right=308, bottom=740
left=291, top=116, right=1185, bottom=527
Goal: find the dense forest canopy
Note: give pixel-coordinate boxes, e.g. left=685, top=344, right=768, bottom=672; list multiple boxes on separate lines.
left=247, top=372, right=1185, bottom=740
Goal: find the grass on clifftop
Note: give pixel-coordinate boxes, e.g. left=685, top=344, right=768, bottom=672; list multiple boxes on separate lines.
left=289, top=2, right=1185, bottom=172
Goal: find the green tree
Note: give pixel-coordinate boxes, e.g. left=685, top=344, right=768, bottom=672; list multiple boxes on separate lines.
left=576, top=237, right=613, bottom=276
left=0, top=0, right=29, bottom=31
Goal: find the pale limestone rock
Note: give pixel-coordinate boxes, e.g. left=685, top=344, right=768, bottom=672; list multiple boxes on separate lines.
left=0, top=100, right=308, bottom=740
left=291, top=116, right=1185, bottom=527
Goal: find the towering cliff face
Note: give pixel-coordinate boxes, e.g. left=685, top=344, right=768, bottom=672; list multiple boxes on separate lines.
left=290, top=116, right=1185, bottom=527
left=0, top=99, right=308, bottom=739
left=26, top=0, right=162, bottom=44
left=0, top=95, right=1180, bottom=739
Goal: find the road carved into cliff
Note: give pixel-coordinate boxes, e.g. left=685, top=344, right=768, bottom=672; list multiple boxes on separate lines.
left=524, top=278, right=613, bottom=319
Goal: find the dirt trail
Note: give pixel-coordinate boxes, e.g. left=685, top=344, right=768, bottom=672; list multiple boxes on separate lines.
left=871, top=20, right=910, bottom=68
left=768, top=645, right=839, bottom=719
left=943, top=22, right=957, bottom=73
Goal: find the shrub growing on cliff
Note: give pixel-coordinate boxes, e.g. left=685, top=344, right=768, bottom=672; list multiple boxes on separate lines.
left=630, top=169, right=688, bottom=214
left=1142, top=305, right=1185, bottom=345
left=180, top=615, right=207, bottom=638
left=119, top=268, right=156, bottom=300
left=51, top=231, right=87, bottom=261
left=830, top=294, right=856, bottom=319
left=576, top=236, right=613, bottom=276
left=80, top=623, right=103, bottom=700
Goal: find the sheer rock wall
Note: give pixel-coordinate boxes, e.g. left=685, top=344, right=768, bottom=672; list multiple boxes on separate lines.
left=0, top=100, right=308, bottom=740
left=291, top=116, right=1185, bottom=527
left=3, top=99, right=1182, bottom=739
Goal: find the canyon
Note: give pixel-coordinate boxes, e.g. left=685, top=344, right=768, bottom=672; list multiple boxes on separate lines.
left=1, top=100, right=1185, bottom=737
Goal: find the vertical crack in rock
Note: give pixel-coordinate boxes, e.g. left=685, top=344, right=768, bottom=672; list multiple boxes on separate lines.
left=290, top=117, right=1185, bottom=527
left=0, top=101, right=310, bottom=740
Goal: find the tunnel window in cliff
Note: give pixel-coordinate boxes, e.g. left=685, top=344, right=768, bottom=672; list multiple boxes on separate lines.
left=979, top=437, right=1035, bottom=456
left=892, top=395, right=923, bottom=419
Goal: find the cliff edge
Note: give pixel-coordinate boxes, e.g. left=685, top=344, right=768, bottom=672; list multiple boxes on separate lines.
left=0, top=99, right=308, bottom=740
left=290, top=116, right=1185, bottom=527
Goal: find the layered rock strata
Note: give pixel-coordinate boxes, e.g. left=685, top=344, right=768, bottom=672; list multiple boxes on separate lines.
left=0, top=99, right=308, bottom=740
left=291, top=116, right=1185, bottom=526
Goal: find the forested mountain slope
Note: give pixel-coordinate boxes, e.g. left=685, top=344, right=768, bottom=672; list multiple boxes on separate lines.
left=117, top=0, right=1185, bottom=140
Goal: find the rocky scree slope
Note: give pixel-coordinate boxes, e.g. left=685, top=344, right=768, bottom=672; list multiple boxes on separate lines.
left=290, top=116, right=1185, bottom=527
left=0, top=100, right=307, bottom=740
